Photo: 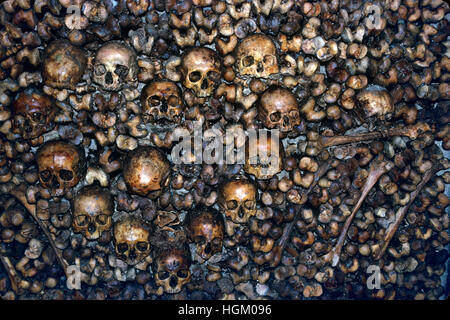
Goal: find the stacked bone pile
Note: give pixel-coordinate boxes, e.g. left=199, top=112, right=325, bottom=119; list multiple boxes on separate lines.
left=0, top=0, right=449, bottom=300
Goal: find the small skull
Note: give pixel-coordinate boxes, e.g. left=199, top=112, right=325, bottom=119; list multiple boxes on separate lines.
left=258, top=86, right=301, bottom=135
left=235, top=34, right=279, bottom=78
left=141, top=81, right=184, bottom=123
left=93, top=41, right=138, bottom=91
left=181, top=47, right=221, bottom=97
left=356, top=85, right=394, bottom=119
left=153, top=243, right=191, bottom=294
left=11, top=88, right=57, bottom=140
left=72, top=185, right=114, bottom=240
left=36, top=141, right=86, bottom=197
left=123, top=146, right=170, bottom=197
left=185, top=208, right=224, bottom=260
left=244, top=132, right=283, bottom=180
left=113, top=216, right=152, bottom=265
left=218, top=177, right=258, bottom=224
left=43, top=40, right=87, bottom=89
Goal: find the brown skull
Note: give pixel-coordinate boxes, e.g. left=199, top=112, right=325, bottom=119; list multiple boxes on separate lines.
left=181, top=47, right=221, bottom=97
left=93, top=41, right=138, bottom=91
left=244, top=131, right=283, bottom=180
left=141, top=81, right=184, bottom=123
left=72, top=185, right=114, bottom=240
left=43, top=40, right=87, bottom=89
left=113, top=216, right=152, bottom=265
left=36, top=141, right=86, bottom=197
left=258, top=86, right=301, bottom=134
left=218, top=177, right=258, bottom=224
left=153, top=243, right=191, bottom=294
left=123, top=146, right=170, bottom=197
left=185, top=208, right=224, bottom=260
left=235, top=34, right=279, bottom=78
left=11, top=89, right=57, bottom=140
left=356, top=85, right=394, bottom=119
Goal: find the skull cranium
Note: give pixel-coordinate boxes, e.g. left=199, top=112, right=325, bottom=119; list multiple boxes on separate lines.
left=141, top=81, right=184, bottom=123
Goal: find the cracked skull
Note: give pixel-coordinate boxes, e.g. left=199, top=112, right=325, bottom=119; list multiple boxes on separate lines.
left=219, top=177, right=258, bottom=224
left=185, top=208, right=224, bottom=260
left=141, top=81, right=184, bottom=123
left=244, top=131, right=283, bottom=180
left=154, top=243, right=191, bottom=294
left=72, top=185, right=114, bottom=240
left=236, top=34, right=279, bottom=78
left=43, top=40, right=87, bottom=89
left=11, top=88, right=57, bottom=140
left=258, top=86, right=301, bottom=135
left=36, top=141, right=86, bottom=197
left=93, top=41, right=138, bottom=91
left=181, top=47, right=221, bottom=97
left=113, top=216, right=151, bottom=265
left=123, top=146, right=170, bottom=198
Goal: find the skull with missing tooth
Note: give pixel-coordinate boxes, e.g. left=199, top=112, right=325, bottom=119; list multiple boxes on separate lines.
left=153, top=243, right=191, bottom=294
left=12, top=88, right=57, bottom=140
left=141, top=81, right=184, bottom=123
left=36, top=141, right=86, bottom=197
left=93, top=41, right=138, bottom=91
left=43, top=40, right=87, bottom=89
left=258, top=86, right=301, bottom=135
left=123, top=146, right=170, bottom=198
left=72, top=185, right=114, bottom=240
left=181, top=47, right=221, bottom=97
left=113, top=216, right=152, bottom=265
left=235, top=34, right=279, bottom=78
left=244, top=132, right=283, bottom=180
left=185, top=208, right=224, bottom=260
left=219, top=177, right=258, bottom=224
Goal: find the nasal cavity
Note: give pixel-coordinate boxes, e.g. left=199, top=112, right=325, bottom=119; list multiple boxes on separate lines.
left=169, top=276, right=178, bottom=288
left=51, top=176, right=60, bottom=188
left=257, top=62, right=263, bottom=73
left=160, top=101, right=168, bottom=113
left=129, top=249, right=137, bottom=260
left=283, top=116, right=290, bottom=126
left=201, top=79, right=209, bottom=89
left=105, top=72, right=113, bottom=84
left=204, top=243, right=211, bottom=254
left=88, top=223, right=96, bottom=233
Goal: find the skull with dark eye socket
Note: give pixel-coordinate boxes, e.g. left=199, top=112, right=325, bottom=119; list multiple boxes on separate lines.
left=141, top=81, right=185, bottom=124
left=185, top=208, right=224, bottom=260
left=153, top=243, right=191, bottom=294
left=72, top=185, right=113, bottom=240
left=113, top=216, right=152, bottom=265
left=93, top=41, right=138, bottom=91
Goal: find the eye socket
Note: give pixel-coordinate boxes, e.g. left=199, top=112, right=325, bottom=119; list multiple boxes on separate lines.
left=242, top=55, right=254, bottom=67
left=96, top=214, right=109, bottom=226
left=244, top=200, right=256, bottom=209
left=290, top=110, right=299, bottom=119
left=212, top=237, right=222, bottom=246
left=158, top=271, right=170, bottom=280
left=74, top=215, right=89, bottom=227
left=226, top=200, right=238, bottom=210
left=207, top=71, right=220, bottom=82
left=194, top=236, right=206, bottom=244
left=59, top=169, right=74, bottom=181
left=30, top=112, right=44, bottom=123
left=114, top=64, right=129, bottom=78
left=150, top=95, right=161, bottom=105
left=94, top=64, right=106, bottom=76
left=116, top=243, right=129, bottom=254
left=39, top=170, right=51, bottom=182
left=177, top=269, right=189, bottom=278
left=188, top=71, right=202, bottom=82
left=136, top=242, right=149, bottom=252
left=263, top=55, right=275, bottom=65
left=270, top=111, right=281, bottom=122
left=167, top=95, right=181, bottom=107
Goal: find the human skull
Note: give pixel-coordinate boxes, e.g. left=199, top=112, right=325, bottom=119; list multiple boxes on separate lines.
left=185, top=208, right=224, bottom=260
left=141, top=81, right=184, bottom=123
left=123, top=146, right=170, bottom=197
left=113, top=216, right=152, bottom=265
left=43, top=40, right=87, bottom=89
left=218, top=177, right=258, bottom=224
left=356, top=85, right=394, bottom=119
left=153, top=243, right=191, bottom=294
left=244, top=131, right=283, bottom=180
left=72, top=185, right=114, bottom=240
left=258, top=86, right=301, bottom=135
left=11, top=88, right=57, bottom=140
left=181, top=47, right=221, bottom=97
left=36, top=141, right=86, bottom=197
left=235, top=34, right=279, bottom=78
left=93, top=41, right=138, bottom=91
